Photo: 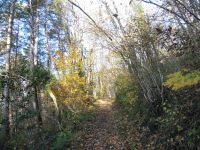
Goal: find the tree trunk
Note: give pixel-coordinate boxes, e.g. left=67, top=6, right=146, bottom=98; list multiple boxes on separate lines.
left=29, top=0, right=43, bottom=129
left=45, top=0, right=51, bottom=71
left=1, top=0, right=16, bottom=147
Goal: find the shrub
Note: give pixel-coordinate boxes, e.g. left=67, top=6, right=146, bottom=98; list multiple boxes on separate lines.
left=164, top=69, right=200, bottom=91
left=115, top=73, right=139, bottom=107
left=51, top=129, right=73, bottom=150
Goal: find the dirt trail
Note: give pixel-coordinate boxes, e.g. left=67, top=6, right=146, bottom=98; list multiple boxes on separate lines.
left=72, top=99, right=125, bottom=150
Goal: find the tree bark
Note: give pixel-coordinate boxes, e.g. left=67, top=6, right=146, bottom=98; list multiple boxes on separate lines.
left=44, top=0, right=51, bottom=71
left=1, top=0, right=16, bottom=147
left=29, top=0, right=43, bottom=129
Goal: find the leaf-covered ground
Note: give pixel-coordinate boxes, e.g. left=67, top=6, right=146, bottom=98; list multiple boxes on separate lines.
left=70, top=99, right=127, bottom=150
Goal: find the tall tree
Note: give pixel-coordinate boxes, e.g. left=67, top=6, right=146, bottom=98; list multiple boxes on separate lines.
left=1, top=0, right=16, bottom=147
left=44, top=0, right=51, bottom=71
left=29, top=0, right=42, bottom=128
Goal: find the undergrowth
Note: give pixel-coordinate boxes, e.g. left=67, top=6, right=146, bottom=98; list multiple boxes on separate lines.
left=114, top=71, right=200, bottom=149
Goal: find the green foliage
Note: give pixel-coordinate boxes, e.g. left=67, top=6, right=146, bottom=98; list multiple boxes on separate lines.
left=77, top=112, right=94, bottom=123
left=14, top=55, right=30, bottom=76
left=51, top=129, right=73, bottom=150
left=114, top=68, right=200, bottom=149
left=164, top=69, right=200, bottom=91
left=0, top=71, right=6, bottom=90
left=50, top=0, right=67, bottom=20
left=32, top=65, right=52, bottom=87
left=115, top=73, right=139, bottom=107
left=0, top=56, right=54, bottom=149
left=50, top=107, right=96, bottom=149
left=153, top=96, right=200, bottom=149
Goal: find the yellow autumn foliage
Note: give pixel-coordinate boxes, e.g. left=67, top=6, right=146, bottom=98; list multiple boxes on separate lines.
left=53, top=50, right=66, bottom=71
left=164, top=69, right=200, bottom=91
left=50, top=48, right=91, bottom=112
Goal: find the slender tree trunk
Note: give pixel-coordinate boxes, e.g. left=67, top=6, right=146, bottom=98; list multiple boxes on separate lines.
left=45, top=0, right=51, bottom=71
left=33, top=86, right=43, bottom=126
left=34, top=0, right=43, bottom=127
left=29, top=0, right=43, bottom=129
left=11, top=19, right=20, bottom=137
left=14, top=18, right=19, bottom=67
left=1, top=0, right=16, bottom=147
left=34, top=2, right=39, bottom=66
left=29, top=0, right=35, bottom=69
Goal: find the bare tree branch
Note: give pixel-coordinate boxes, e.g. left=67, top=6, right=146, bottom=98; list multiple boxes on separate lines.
left=68, top=0, right=113, bottom=41
left=142, top=0, right=193, bottom=25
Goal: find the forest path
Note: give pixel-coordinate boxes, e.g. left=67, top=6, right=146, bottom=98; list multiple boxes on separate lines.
left=71, top=99, right=125, bottom=150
